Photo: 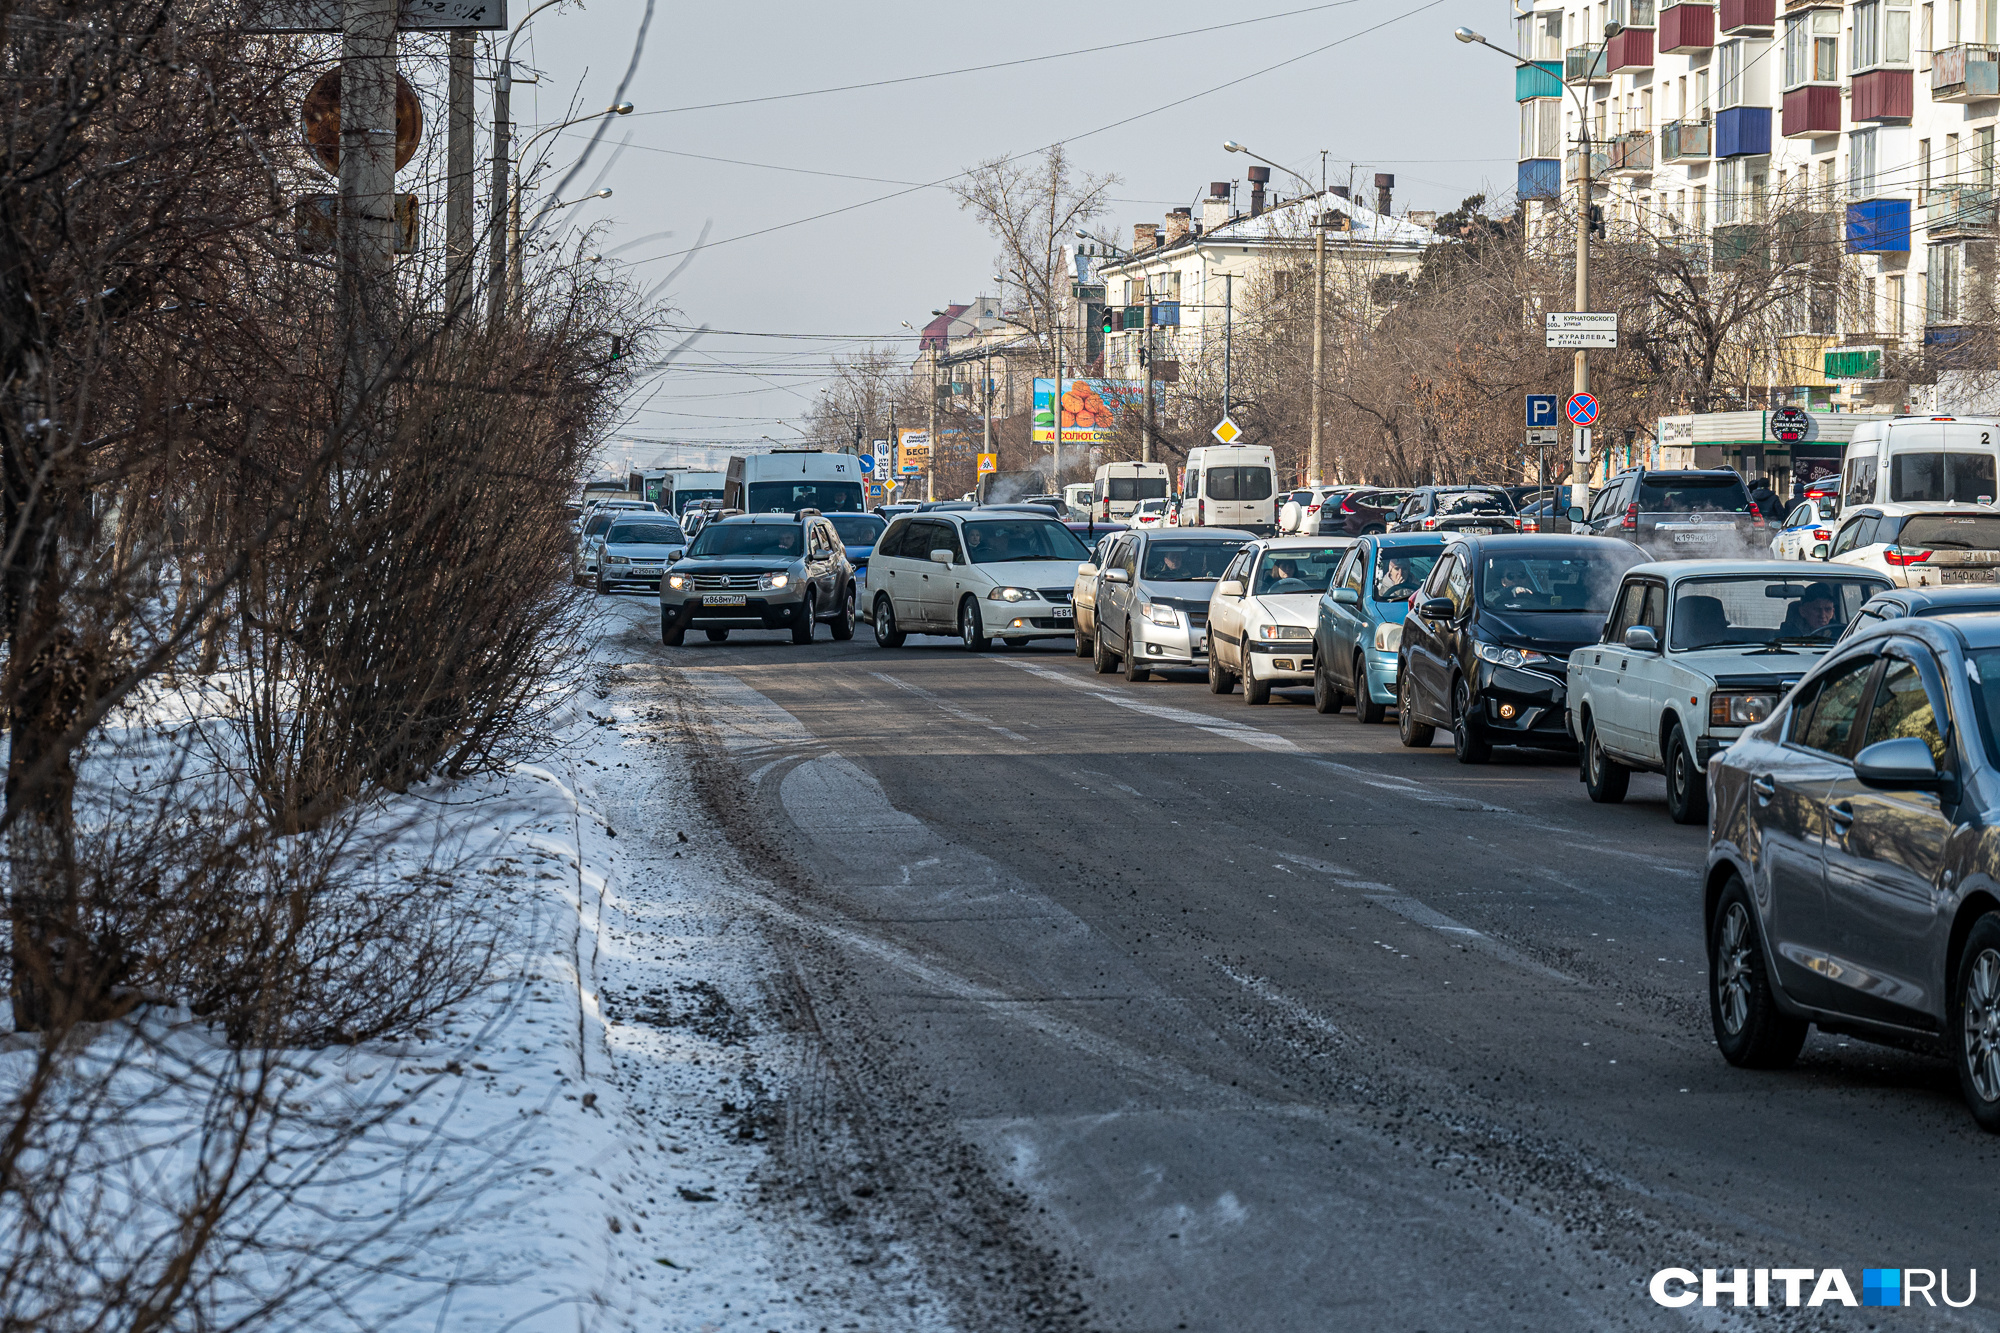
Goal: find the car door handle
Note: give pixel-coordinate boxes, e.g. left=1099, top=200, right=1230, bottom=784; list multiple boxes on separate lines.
left=1751, top=775, right=1776, bottom=803
left=1828, top=801, right=1854, bottom=832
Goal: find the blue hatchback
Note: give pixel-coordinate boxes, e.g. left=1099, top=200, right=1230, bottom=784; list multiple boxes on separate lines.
left=1312, top=534, right=1447, bottom=722
left=828, top=512, right=887, bottom=589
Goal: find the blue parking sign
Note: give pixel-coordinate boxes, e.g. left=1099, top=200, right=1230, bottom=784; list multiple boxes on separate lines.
left=1526, top=395, right=1558, bottom=428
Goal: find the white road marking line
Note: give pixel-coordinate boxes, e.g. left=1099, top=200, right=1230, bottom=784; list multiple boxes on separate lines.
left=1004, top=659, right=1301, bottom=752
left=1211, top=961, right=1349, bottom=1044
left=868, top=671, right=1030, bottom=742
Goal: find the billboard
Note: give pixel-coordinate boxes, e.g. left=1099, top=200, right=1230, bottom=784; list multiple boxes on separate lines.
left=897, top=427, right=930, bottom=474
left=1032, top=378, right=1143, bottom=445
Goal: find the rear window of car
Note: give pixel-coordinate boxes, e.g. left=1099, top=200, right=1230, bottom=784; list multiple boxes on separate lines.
left=1889, top=452, right=1999, bottom=505
left=606, top=522, right=684, bottom=545
left=1105, top=477, right=1169, bottom=501
left=1635, top=475, right=1751, bottom=512
left=1204, top=467, right=1273, bottom=502
left=1890, top=513, right=2000, bottom=549
left=1436, top=490, right=1513, bottom=516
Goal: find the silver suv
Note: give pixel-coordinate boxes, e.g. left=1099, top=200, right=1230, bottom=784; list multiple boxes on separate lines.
left=658, top=512, right=855, bottom=647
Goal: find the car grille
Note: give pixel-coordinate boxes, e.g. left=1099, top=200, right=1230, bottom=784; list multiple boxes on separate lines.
left=1187, top=611, right=1208, bottom=629
left=689, top=573, right=761, bottom=592
left=1040, top=588, right=1074, bottom=605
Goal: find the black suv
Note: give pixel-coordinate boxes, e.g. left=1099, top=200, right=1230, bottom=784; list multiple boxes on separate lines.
left=1582, top=468, right=1764, bottom=558
left=1387, top=486, right=1519, bottom=535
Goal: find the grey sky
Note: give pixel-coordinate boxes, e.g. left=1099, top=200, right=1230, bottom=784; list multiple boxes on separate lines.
left=510, top=0, right=1515, bottom=472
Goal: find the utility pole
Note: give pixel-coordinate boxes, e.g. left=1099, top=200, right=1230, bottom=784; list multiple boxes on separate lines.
left=1309, top=187, right=1328, bottom=484
left=445, top=31, right=474, bottom=316
left=927, top=344, right=938, bottom=503
left=1141, top=283, right=1155, bottom=464
left=1051, top=313, right=1063, bottom=490
left=337, top=0, right=398, bottom=434
left=486, top=48, right=511, bottom=327
left=982, top=342, right=993, bottom=464
left=1222, top=273, right=1234, bottom=422
left=1570, top=111, right=1594, bottom=531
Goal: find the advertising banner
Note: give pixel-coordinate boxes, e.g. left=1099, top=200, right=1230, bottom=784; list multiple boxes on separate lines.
left=1032, top=378, right=1143, bottom=445
left=897, top=428, right=930, bottom=474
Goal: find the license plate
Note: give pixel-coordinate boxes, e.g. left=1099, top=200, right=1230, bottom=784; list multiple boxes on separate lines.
left=1672, top=532, right=1719, bottom=544
left=702, top=594, right=747, bottom=606
left=1463, top=526, right=1492, bottom=535
left=1052, top=606, right=1073, bottom=620
left=1943, top=568, right=2000, bottom=584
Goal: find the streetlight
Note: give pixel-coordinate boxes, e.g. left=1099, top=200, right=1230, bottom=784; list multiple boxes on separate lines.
left=1225, top=139, right=1330, bottom=486
left=488, top=0, right=568, bottom=323
left=1456, top=24, right=1597, bottom=526
left=528, top=188, right=613, bottom=224
left=508, top=103, right=634, bottom=309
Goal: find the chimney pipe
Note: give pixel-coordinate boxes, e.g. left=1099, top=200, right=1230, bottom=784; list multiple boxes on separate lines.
left=1202, top=184, right=1231, bottom=235
left=1374, top=172, right=1395, bottom=218
left=1247, top=164, right=1270, bottom=218
left=1163, top=207, right=1192, bottom=246
left=1134, top=222, right=1159, bottom=250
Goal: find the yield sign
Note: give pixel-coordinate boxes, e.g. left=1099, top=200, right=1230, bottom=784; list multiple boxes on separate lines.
left=1565, top=392, right=1599, bottom=427
left=1211, top=416, right=1242, bottom=444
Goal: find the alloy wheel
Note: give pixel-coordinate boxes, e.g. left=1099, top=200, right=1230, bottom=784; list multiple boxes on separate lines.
left=1716, top=902, right=1754, bottom=1038
left=1965, top=948, right=2000, bottom=1104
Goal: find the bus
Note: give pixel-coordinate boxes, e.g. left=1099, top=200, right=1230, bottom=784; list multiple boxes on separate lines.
left=724, top=451, right=864, bottom=513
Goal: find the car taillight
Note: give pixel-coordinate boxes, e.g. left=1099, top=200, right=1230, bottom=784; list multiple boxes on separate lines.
left=1307, top=502, right=1321, bottom=512
left=1622, top=501, right=1638, bottom=530
left=1422, top=516, right=1438, bottom=529
left=1521, top=517, right=1539, bottom=532
left=1813, top=528, right=1830, bottom=541
left=1884, top=548, right=1933, bottom=565
left=1341, top=499, right=1357, bottom=514
left=1198, top=499, right=1205, bottom=523
left=1749, top=501, right=1765, bottom=528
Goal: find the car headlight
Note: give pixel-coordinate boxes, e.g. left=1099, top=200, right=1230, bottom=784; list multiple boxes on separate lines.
left=759, top=572, right=791, bottom=591
left=1257, top=623, right=1312, bottom=640
left=666, top=574, right=687, bottom=590
left=1142, top=602, right=1180, bottom=627
left=1475, top=642, right=1550, bottom=668
left=606, top=555, right=630, bottom=566
left=987, top=586, right=1041, bottom=602
left=1710, top=691, right=1777, bottom=727
left=1373, top=621, right=1402, bottom=653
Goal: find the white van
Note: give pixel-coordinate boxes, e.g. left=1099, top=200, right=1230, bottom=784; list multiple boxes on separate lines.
left=668, top=470, right=725, bottom=518
left=1178, top=445, right=1278, bottom=530
left=1091, top=460, right=1173, bottom=520
left=1838, top=416, right=2000, bottom=514
left=1062, top=482, right=1095, bottom=516
left=724, top=451, right=863, bottom=514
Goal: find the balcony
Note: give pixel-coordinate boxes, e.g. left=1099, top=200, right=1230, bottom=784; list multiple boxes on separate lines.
left=1781, top=85, right=1841, bottom=138
left=1718, top=0, right=1775, bottom=33
left=1927, top=325, right=1980, bottom=368
left=1660, top=118, right=1713, bottom=161
left=1659, top=3, right=1715, bottom=52
left=1927, top=183, right=2000, bottom=233
left=1517, top=159, right=1562, bottom=200
left=1516, top=60, right=1563, bottom=100
left=1852, top=67, right=1914, bottom=120
left=1608, top=129, right=1656, bottom=176
left=1565, top=44, right=1609, bottom=83
left=1775, top=211, right=1838, bottom=265
left=1933, top=44, right=2000, bottom=101
left=1846, top=198, right=1912, bottom=253
left=1712, top=223, right=1769, bottom=269
left=1716, top=105, right=1772, bottom=156
left=1607, top=27, right=1655, bottom=72
left=1564, top=145, right=1612, bottom=182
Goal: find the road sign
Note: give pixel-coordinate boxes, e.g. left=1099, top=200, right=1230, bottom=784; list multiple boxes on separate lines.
left=1546, top=312, right=1618, bottom=349
left=1573, top=427, right=1593, bottom=467
left=881, top=478, right=898, bottom=493
left=977, top=453, right=998, bottom=475
left=1525, top=428, right=1559, bottom=448
left=1565, top=392, right=1600, bottom=427
left=867, top=482, right=883, bottom=499
left=1212, top=417, right=1242, bottom=444
left=1526, top=395, right=1559, bottom=428
left=856, top=453, right=875, bottom=474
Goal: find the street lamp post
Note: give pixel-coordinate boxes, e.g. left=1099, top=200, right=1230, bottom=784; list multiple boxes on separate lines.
left=508, top=104, right=633, bottom=312
left=488, top=0, right=566, bottom=327
left=1225, top=141, right=1328, bottom=485
left=1456, top=25, right=1595, bottom=528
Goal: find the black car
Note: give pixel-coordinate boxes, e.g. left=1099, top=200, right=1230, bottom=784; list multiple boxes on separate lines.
left=657, top=512, right=856, bottom=646
left=1581, top=468, right=1764, bottom=558
left=1839, top=584, right=2000, bottom=641
left=1396, top=534, right=1647, bottom=762
left=1317, top=487, right=1414, bottom=537
left=1704, top=612, right=2000, bottom=1130
left=1387, top=486, right=1520, bottom=536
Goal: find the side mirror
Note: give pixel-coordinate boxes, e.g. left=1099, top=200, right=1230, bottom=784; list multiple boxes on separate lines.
left=1853, top=736, right=1943, bottom=791
left=1331, top=587, right=1361, bottom=606
left=668, top=548, right=685, bottom=562
left=1567, top=506, right=1586, bottom=523
left=1104, top=567, right=1131, bottom=584
left=1810, top=542, right=1831, bottom=561
left=1419, top=596, right=1455, bottom=620
left=1217, top=579, right=1246, bottom=598
left=929, top=548, right=954, bottom=565
left=1622, top=625, right=1659, bottom=653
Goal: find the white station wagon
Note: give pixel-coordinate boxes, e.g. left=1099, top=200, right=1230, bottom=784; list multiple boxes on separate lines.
left=1565, top=561, right=1891, bottom=824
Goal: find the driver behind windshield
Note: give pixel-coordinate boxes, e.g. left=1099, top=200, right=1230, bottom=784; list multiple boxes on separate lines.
left=1777, top=582, right=1841, bottom=640
left=1374, top=554, right=1426, bottom=601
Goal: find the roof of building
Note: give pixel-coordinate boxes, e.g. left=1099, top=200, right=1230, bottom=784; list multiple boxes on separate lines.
left=1100, top=191, right=1436, bottom=273
left=918, top=304, right=969, bottom=352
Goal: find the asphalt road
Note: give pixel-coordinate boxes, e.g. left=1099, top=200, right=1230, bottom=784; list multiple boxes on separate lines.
left=601, top=597, right=2000, bottom=1332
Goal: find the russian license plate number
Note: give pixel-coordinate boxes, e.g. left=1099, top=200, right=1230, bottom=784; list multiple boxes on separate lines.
left=702, top=594, right=748, bottom=606
left=1052, top=606, right=1073, bottom=620
left=1943, top=568, right=2000, bottom=584
left=1463, top=526, right=1492, bottom=535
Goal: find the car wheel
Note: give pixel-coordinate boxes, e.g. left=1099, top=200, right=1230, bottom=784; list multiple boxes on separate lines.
left=1242, top=651, right=1270, bottom=705
left=1397, top=669, right=1435, bottom=748
left=1123, top=621, right=1148, bottom=682
left=1074, top=628, right=1092, bottom=658
left=1708, top=877, right=1808, bottom=1069
left=1354, top=653, right=1386, bottom=724
left=660, top=611, right=685, bottom=647
left=959, top=597, right=991, bottom=652
left=1312, top=655, right=1343, bottom=714
left=792, top=591, right=817, bottom=645
left=1581, top=716, right=1630, bottom=803
left=1451, top=678, right=1491, bottom=764
left=704, top=628, right=729, bottom=643
left=1954, top=914, right=2000, bottom=1132
left=594, top=567, right=609, bottom=594
left=872, top=595, right=905, bottom=649
left=1207, top=650, right=1235, bottom=694
left=1666, top=722, right=1709, bottom=825
left=829, top=583, right=856, bottom=640
left=1093, top=621, right=1118, bottom=674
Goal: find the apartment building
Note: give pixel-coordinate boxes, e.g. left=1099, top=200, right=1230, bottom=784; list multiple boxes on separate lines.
left=1515, top=0, right=2000, bottom=414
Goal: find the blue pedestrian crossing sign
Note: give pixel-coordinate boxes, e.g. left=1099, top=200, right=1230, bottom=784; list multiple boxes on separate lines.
left=1525, top=395, right=1558, bottom=428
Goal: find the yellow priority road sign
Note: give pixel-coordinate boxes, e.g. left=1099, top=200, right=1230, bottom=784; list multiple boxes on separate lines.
left=1211, top=417, right=1242, bottom=444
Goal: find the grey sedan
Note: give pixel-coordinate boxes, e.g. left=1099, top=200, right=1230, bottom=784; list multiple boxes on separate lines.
left=1705, top=612, right=2000, bottom=1129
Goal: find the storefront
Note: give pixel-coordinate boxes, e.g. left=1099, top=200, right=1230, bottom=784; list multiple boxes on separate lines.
left=1654, top=410, right=1865, bottom=499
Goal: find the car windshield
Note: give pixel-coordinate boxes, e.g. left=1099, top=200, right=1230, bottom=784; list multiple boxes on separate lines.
left=1142, top=540, right=1242, bottom=581
left=743, top=480, right=863, bottom=513
left=1635, top=475, right=1751, bottom=512
left=1478, top=553, right=1625, bottom=612
left=1437, top=490, right=1513, bottom=516
left=584, top=514, right=616, bottom=537
left=828, top=513, right=886, bottom=546
left=687, top=524, right=804, bottom=558
left=1894, top=513, right=2000, bottom=549
left=1669, top=576, right=1884, bottom=649
left=1254, top=547, right=1349, bottom=595
left=1889, top=452, right=1999, bottom=505
left=606, top=522, right=684, bottom=545
left=1373, top=547, right=1442, bottom=601
left=961, top=520, right=1090, bottom=563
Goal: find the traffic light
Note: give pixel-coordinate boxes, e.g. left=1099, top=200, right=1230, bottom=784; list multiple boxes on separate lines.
left=609, top=335, right=625, bottom=361
left=1099, top=305, right=1114, bottom=336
